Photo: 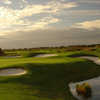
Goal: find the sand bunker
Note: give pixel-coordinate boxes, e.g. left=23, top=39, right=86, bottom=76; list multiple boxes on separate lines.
left=0, top=68, right=27, bottom=76
left=69, top=76, right=100, bottom=100
left=79, top=56, right=100, bottom=65
left=69, top=56, right=100, bottom=100
left=35, top=54, right=57, bottom=57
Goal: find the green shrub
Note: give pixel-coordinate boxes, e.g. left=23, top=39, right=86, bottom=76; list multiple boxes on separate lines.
left=0, top=48, right=5, bottom=56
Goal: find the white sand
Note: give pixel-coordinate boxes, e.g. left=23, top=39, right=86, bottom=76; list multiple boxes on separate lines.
left=35, top=54, right=57, bottom=57
left=79, top=56, right=100, bottom=65
left=0, top=68, right=27, bottom=76
left=69, top=77, right=100, bottom=100
left=69, top=56, right=100, bottom=100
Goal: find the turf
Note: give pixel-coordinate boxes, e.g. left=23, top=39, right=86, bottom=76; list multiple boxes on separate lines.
left=0, top=51, right=100, bottom=100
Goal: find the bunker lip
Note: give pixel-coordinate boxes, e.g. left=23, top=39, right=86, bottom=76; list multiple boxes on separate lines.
left=0, top=68, right=27, bottom=76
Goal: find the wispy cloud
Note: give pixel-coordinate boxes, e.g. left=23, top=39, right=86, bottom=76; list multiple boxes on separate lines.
left=64, top=10, right=100, bottom=16
left=73, top=20, right=100, bottom=30
left=16, top=1, right=78, bottom=17
left=0, top=0, right=100, bottom=48
left=77, top=0, right=100, bottom=4
left=22, top=0, right=28, bottom=4
left=0, top=1, right=77, bottom=35
left=1, top=0, right=12, bottom=4
left=17, top=16, right=60, bottom=32
left=0, top=16, right=60, bottom=35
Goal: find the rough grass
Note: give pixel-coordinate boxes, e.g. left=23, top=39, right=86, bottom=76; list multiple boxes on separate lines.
left=0, top=50, right=100, bottom=100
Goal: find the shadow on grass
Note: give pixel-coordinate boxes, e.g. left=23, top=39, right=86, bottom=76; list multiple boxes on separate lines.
left=68, top=53, right=97, bottom=58
left=0, top=61, right=100, bottom=99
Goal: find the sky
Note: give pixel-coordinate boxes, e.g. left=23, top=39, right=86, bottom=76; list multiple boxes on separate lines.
left=0, top=0, right=100, bottom=49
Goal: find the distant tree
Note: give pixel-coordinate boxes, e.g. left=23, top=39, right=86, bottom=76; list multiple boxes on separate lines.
left=0, top=48, right=4, bottom=56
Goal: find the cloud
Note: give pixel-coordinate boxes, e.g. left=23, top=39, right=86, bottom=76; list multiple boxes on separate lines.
left=63, top=10, right=100, bottom=16
left=16, top=1, right=78, bottom=17
left=1, top=28, right=100, bottom=49
left=2, top=0, right=12, bottom=4
left=17, top=16, right=60, bottom=32
left=0, top=1, right=78, bottom=18
left=47, top=1, right=78, bottom=12
left=22, top=0, right=28, bottom=3
left=0, top=7, right=24, bottom=28
left=0, top=1, right=77, bottom=35
left=0, top=16, right=60, bottom=35
left=77, top=0, right=100, bottom=4
left=0, top=5, right=60, bottom=34
left=73, top=20, right=100, bottom=30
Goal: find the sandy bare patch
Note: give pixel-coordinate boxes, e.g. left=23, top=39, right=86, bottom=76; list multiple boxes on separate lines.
left=0, top=68, right=27, bottom=76
left=35, top=54, right=57, bottom=57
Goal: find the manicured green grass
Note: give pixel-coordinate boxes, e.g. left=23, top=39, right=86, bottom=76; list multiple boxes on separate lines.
left=0, top=51, right=100, bottom=100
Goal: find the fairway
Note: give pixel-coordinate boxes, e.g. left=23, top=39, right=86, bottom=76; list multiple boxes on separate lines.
left=0, top=51, right=100, bottom=100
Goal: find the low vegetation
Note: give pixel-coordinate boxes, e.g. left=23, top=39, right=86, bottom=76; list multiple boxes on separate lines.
left=0, top=48, right=4, bottom=56
left=76, top=83, right=92, bottom=98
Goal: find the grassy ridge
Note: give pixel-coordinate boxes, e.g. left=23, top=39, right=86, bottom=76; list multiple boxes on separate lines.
left=0, top=50, right=100, bottom=100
